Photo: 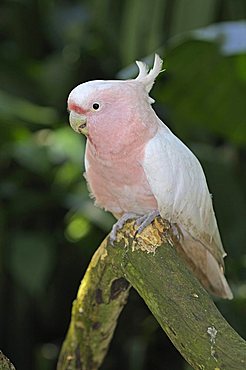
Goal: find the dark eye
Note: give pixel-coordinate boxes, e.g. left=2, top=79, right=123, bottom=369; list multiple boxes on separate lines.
left=92, top=103, right=100, bottom=110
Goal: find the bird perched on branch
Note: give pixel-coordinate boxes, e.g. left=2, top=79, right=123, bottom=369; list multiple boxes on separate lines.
left=67, top=54, right=233, bottom=300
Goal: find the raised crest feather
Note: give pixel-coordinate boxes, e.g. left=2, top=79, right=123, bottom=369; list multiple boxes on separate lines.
left=135, top=54, right=163, bottom=93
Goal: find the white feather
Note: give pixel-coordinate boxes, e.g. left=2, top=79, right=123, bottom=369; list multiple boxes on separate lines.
left=135, top=54, right=163, bottom=93
left=135, top=61, right=149, bottom=80
left=142, top=122, right=233, bottom=298
left=142, top=121, right=226, bottom=265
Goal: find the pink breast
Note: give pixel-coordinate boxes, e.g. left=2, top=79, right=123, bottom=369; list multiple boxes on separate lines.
left=85, top=142, right=158, bottom=215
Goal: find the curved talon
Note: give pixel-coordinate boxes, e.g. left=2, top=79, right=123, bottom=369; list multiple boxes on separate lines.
left=135, top=210, right=160, bottom=234
left=109, top=212, right=139, bottom=244
left=109, top=210, right=160, bottom=244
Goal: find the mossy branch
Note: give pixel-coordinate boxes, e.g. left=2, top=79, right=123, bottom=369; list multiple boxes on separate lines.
left=57, top=241, right=130, bottom=370
left=0, top=351, right=16, bottom=370
left=57, top=218, right=246, bottom=370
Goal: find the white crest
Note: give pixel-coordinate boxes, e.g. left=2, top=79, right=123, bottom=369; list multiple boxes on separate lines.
left=135, top=54, right=163, bottom=93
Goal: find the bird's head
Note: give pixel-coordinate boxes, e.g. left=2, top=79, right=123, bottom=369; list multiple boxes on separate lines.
left=67, top=54, right=163, bottom=153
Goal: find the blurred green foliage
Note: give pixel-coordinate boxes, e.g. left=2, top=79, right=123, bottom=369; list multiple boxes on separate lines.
left=0, top=1, right=246, bottom=370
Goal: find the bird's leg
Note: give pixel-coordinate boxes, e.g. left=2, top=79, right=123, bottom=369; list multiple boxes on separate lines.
left=135, top=210, right=160, bottom=234
left=110, top=212, right=139, bottom=244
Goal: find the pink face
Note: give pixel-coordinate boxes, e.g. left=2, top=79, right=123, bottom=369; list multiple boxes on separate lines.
left=68, top=80, right=156, bottom=156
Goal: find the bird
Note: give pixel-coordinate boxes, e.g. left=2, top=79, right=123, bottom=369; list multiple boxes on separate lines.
left=67, top=54, right=233, bottom=300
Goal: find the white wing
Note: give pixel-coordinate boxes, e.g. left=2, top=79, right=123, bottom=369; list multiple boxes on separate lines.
left=142, top=120, right=232, bottom=299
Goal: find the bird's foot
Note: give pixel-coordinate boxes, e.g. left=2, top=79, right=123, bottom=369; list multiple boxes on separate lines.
left=109, top=212, right=139, bottom=244
left=109, top=210, right=160, bottom=245
left=135, top=210, right=160, bottom=234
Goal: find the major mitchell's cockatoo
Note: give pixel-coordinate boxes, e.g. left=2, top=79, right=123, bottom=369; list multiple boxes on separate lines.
left=68, top=54, right=233, bottom=299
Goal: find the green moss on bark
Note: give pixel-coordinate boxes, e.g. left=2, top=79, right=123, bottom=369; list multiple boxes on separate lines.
left=57, top=218, right=246, bottom=370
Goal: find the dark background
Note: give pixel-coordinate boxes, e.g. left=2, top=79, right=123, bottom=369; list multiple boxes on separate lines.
left=0, top=1, right=246, bottom=369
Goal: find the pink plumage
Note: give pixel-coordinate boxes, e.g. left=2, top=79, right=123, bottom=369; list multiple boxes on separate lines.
left=68, top=55, right=233, bottom=300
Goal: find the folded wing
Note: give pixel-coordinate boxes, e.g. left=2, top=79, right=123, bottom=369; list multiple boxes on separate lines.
left=142, top=122, right=233, bottom=299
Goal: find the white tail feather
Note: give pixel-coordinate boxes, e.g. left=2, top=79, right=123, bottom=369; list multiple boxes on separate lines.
left=178, top=227, right=233, bottom=299
left=135, top=54, right=163, bottom=93
left=206, top=251, right=233, bottom=300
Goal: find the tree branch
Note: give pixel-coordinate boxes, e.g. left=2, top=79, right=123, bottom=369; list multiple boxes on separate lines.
left=57, top=241, right=130, bottom=370
left=57, top=218, right=246, bottom=370
left=0, top=351, right=16, bottom=370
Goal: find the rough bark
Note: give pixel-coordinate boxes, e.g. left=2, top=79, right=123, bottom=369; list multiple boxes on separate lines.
left=57, top=218, right=246, bottom=370
left=0, top=351, right=16, bottom=370
left=57, top=242, right=130, bottom=370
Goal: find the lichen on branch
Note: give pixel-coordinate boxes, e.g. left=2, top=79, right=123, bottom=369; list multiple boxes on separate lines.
left=0, top=351, right=16, bottom=370
left=57, top=218, right=246, bottom=370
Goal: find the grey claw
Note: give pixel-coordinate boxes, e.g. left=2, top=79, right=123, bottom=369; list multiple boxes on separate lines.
left=109, top=212, right=139, bottom=245
left=135, top=210, right=160, bottom=234
left=109, top=210, right=160, bottom=244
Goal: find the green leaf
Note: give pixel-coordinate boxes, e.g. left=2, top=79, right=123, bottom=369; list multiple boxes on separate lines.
left=156, top=39, right=246, bottom=146
left=0, top=90, right=58, bottom=126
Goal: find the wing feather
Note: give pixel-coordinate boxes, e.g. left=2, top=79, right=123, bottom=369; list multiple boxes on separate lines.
left=142, top=122, right=233, bottom=298
left=142, top=122, right=225, bottom=266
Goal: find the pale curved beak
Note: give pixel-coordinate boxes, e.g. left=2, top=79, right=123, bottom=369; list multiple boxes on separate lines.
left=69, top=111, right=88, bottom=136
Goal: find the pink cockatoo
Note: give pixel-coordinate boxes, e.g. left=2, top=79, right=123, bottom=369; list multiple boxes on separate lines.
left=67, top=54, right=233, bottom=299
